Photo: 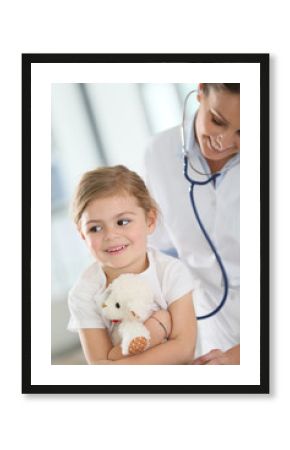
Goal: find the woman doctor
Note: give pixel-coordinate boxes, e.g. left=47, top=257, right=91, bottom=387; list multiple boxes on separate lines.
left=145, top=83, right=240, bottom=364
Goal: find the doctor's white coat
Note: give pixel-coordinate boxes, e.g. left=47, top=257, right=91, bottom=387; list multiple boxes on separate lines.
left=145, top=125, right=240, bottom=357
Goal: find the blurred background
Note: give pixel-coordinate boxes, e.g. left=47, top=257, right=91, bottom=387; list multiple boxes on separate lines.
left=51, top=83, right=198, bottom=364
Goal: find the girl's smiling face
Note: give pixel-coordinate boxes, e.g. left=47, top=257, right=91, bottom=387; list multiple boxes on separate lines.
left=195, top=84, right=240, bottom=172
left=79, top=194, right=156, bottom=282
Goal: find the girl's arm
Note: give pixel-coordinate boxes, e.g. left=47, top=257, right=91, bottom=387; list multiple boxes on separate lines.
left=98, top=291, right=197, bottom=365
left=78, top=310, right=172, bottom=364
left=107, top=309, right=172, bottom=361
left=78, top=328, right=113, bottom=364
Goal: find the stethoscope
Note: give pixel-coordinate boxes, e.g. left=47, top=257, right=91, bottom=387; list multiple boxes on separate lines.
left=181, top=90, right=238, bottom=320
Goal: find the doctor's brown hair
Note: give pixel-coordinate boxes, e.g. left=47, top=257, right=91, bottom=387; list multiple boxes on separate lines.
left=72, top=165, right=159, bottom=225
left=202, top=83, right=240, bottom=95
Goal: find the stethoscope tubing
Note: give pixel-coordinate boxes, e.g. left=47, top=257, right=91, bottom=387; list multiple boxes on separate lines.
left=183, top=155, right=229, bottom=320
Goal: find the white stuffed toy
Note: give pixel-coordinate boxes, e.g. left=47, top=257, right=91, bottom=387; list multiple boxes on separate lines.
left=101, top=273, right=156, bottom=356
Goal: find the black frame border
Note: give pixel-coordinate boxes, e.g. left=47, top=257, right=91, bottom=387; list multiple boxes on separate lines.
left=22, top=53, right=269, bottom=394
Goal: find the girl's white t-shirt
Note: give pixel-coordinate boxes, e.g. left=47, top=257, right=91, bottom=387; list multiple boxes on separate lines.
left=67, top=247, right=195, bottom=335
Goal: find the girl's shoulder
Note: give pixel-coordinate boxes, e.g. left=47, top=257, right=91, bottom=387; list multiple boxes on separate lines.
left=148, top=247, right=190, bottom=279
left=147, top=248, right=194, bottom=305
left=69, top=261, right=106, bottom=298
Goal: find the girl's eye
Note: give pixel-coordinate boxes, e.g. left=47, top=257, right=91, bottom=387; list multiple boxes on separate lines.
left=89, top=225, right=102, bottom=233
left=117, top=219, right=130, bottom=226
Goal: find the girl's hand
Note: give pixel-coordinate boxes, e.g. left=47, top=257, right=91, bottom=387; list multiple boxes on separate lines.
left=108, top=346, right=123, bottom=361
left=108, top=309, right=172, bottom=361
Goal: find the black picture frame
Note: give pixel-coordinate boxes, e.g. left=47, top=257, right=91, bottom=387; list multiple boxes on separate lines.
left=22, top=53, right=269, bottom=394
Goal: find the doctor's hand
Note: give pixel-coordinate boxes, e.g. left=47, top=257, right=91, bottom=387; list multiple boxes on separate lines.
left=191, top=344, right=240, bottom=365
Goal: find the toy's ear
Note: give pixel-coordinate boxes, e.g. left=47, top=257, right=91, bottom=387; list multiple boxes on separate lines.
left=130, top=310, right=140, bottom=320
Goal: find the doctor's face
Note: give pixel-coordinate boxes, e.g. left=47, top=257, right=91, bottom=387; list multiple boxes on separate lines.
left=195, top=85, right=240, bottom=171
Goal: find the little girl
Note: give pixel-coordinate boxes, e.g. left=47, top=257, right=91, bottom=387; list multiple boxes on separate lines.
left=68, top=165, right=197, bottom=364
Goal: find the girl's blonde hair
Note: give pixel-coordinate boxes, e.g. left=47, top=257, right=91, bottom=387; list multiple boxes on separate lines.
left=72, top=165, right=159, bottom=225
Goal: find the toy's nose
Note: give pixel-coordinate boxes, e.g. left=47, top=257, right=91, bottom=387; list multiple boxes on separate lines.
left=102, top=303, right=107, bottom=308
